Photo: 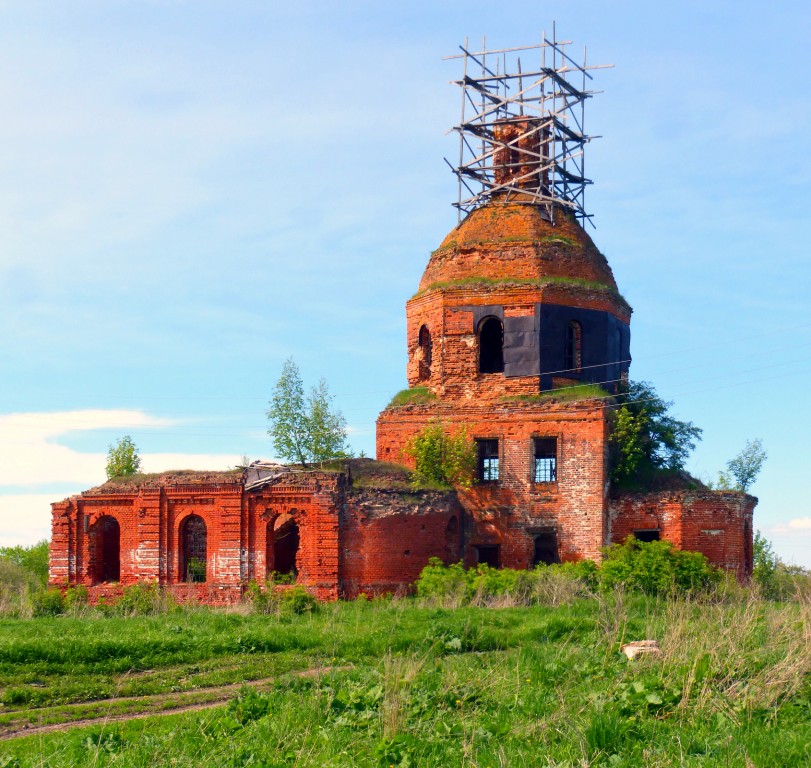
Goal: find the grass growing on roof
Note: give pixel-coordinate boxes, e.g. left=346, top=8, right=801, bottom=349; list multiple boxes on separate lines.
left=386, top=387, right=437, bottom=407
left=502, top=382, right=612, bottom=404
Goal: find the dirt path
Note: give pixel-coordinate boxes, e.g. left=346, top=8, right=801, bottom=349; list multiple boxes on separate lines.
left=0, top=665, right=351, bottom=741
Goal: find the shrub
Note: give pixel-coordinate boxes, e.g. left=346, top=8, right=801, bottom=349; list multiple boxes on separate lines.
left=281, top=586, right=318, bottom=615
left=245, top=579, right=282, bottom=615
left=415, top=558, right=595, bottom=606
left=403, top=422, right=476, bottom=489
left=115, top=582, right=175, bottom=616
left=32, top=588, right=66, bottom=617
left=65, top=584, right=89, bottom=611
left=601, top=537, right=719, bottom=595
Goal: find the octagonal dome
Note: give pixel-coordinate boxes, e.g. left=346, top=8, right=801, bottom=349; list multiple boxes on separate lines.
left=418, top=203, right=618, bottom=295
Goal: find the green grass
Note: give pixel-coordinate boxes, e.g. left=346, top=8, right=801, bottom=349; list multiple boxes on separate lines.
left=412, top=276, right=629, bottom=305
left=502, top=382, right=612, bottom=404
left=386, top=387, right=437, bottom=408
left=1, top=594, right=808, bottom=766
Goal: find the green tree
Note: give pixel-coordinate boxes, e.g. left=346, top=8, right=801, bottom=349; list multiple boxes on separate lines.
left=307, top=378, right=349, bottom=463
left=610, top=381, right=702, bottom=485
left=751, top=531, right=777, bottom=588
left=105, top=435, right=142, bottom=479
left=267, top=358, right=349, bottom=466
left=717, top=439, right=767, bottom=493
left=0, top=540, right=49, bottom=584
left=404, top=421, right=477, bottom=488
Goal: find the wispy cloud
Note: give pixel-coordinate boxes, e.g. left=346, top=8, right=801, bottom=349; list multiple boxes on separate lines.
left=767, top=517, right=811, bottom=536
left=0, top=409, right=240, bottom=488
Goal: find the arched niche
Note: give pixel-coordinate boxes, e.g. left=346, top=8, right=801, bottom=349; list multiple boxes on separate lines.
left=95, top=516, right=120, bottom=584
left=181, top=515, right=207, bottom=583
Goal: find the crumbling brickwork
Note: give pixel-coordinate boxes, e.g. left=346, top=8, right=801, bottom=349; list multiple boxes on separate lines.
left=49, top=465, right=462, bottom=602
left=609, top=490, right=756, bottom=580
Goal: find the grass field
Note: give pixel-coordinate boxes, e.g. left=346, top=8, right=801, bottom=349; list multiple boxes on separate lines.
left=0, top=588, right=808, bottom=767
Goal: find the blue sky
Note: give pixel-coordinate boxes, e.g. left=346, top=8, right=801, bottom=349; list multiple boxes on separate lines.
left=1, top=1, right=809, bottom=566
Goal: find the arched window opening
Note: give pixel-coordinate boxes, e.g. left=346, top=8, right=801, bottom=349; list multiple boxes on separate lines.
left=444, top=517, right=459, bottom=563
left=418, top=325, right=432, bottom=381
left=181, top=515, right=207, bottom=583
left=478, top=317, right=504, bottom=374
left=96, top=516, right=120, bottom=583
left=273, top=516, right=299, bottom=576
left=533, top=530, right=560, bottom=566
left=565, top=321, right=582, bottom=372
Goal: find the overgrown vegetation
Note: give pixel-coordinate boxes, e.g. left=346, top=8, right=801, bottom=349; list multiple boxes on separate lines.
left=610, top=380, right=703, bottom=487
left=105, top=435, right=141, bottom=479
left=413, top=274, right=627, bottom=303
left=502, top=382, right=611, bottom=404
left=386, top=386, right=437, bottom=407
left=403, top=421, right=477, bottom=489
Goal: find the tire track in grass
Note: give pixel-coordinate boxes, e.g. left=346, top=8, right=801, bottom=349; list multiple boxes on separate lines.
left=0, top=665, right=351, bottom=740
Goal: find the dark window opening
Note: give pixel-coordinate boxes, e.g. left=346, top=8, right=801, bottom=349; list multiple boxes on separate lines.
left=475, top=545, right=501, bottom=568
left=478, top=316, right=504, bottom=374
left=477, top=439, right=499, bottom=483
left=181, top=515, right=207, bottom=583
left=273, top=517, right=299, bottom=576
left=533, top=531, right=560, bottom=566
left=97, top=516, right=120, bottom=583
left=565, top=321, right=582, bottom=372
left=445, top=517, right=459, bottom=563
left=418, top=325, right=432, bottom=381
left=533, top=437, right=557, bottom=483
left=633, top=530, right=660, bottom=543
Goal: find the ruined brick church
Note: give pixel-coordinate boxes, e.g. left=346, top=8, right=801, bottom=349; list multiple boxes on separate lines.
left=49, top=39, right=756, bottom=602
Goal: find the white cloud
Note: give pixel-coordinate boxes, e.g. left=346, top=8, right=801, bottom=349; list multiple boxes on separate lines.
left=0, top=408, right=241, bottom=487
left=767, top=517, right=811, bottom=535
left=0, top=409, right=244, bottom=546
left=0, top=409, right=174, bottom=487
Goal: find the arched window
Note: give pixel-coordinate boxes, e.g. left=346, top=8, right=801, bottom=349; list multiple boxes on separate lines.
left=181, top=515, right=207, bottom=583
left=96, top=516, right=120, bottom=583
left=478, top=316, right=504, bottom=374
left=418, top=325, right=432, bottom=380
left=273, top=516, right=299, bottom=576
left=565, top=321, right=582, bottom=372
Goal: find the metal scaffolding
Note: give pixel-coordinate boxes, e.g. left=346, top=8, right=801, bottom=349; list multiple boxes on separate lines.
left=445, top=29, right=611, bottom=225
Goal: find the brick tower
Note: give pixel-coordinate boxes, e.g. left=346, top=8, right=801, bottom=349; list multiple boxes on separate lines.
left=377, top=37, right=632, bottom=566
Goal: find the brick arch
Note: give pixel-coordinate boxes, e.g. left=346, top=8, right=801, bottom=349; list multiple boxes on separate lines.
left=91, top=515, right=120, bottom=584
left=178, top=513, right=208, bottom=583
left=271, top=512, right=300, bottom=577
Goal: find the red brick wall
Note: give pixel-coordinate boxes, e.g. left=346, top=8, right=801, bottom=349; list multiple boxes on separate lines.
left=377, top=399, right=610, bottom=565
left=339, top=489, right=463, bottom=598
left=609, top=490, right=756, bottom=580
left=50, top=474, right=345, bottom=602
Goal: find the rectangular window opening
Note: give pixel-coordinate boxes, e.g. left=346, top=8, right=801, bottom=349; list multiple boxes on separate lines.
left=475, top=545, right=501, bottom=568
left=533, top=437, right=557, bottom=483
left=477, top=439, right=500, bottom=483
left=633, top=530, right=660, bottom=543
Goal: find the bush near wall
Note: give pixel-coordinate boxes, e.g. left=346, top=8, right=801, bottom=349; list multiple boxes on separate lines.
left=416, top=539, right=720, bottom=604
